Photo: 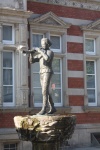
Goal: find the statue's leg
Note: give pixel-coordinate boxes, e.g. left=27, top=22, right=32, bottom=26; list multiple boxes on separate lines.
left=37, top=73, right=49, bottom=115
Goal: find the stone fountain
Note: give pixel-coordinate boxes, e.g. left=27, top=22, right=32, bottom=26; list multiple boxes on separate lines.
left=14, top=114, right=76, bottom=150
left=14, top=38, right=76, bottom=149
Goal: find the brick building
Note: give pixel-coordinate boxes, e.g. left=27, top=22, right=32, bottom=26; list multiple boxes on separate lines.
left=0, top=0, right=100, bottom=149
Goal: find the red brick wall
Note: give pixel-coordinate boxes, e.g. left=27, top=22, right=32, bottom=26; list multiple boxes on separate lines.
left=67, top=25, right=83, bottom=36
left=67, top=42, right=83, bottom=53
left=68, top=60, right=84, bottom=71
left=69, top=96, right=84, bottom=106
left=27, top=1, right=100, bottom=20
left=68, top=77, right=84, bottom=88
left=0, top=112, right=28, bottom=128
left=76, top=113, right=100, bottom=124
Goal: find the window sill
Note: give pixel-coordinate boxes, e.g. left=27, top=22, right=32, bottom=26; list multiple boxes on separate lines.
left=29, top=106, right=71, bottom=115
left=83, top=106, right=100, bottom=112
left=3, top=45, right=16, bottom=50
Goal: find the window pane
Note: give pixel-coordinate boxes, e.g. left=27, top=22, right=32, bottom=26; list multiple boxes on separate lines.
left=4, top=144, right=9, bottom=148
left=87, top=89, right=95, bottom=103
left=3, top=69, right=12, bottom=85
left=52, top=59, right=60, bottom=72
left=4, top=144, right=17, bottom=150
left=3, top=25, right=12, bottom=41
left=50, top=36, right=60, bottom=49
left=33, top=88, right=42, bottom=103
left=87, top=75, right=95, bottom=88
left=85, top=39, right=94, bottom=53
left=3, top=86, right=13, bottom=102
left=51, top=74, right=61, bottom=88
left=10, top=144, right=16, bottom=148
left=32, top=62, right=40, bottom=72
left=51, top=89, right=61, bottom=103
left=3, top=52, right=12, bottom=68
left=86, top=61, right=95, bottom=74
left=33, top=73, right=41, bottom=87
left=33, top=34, right=43, bottom=47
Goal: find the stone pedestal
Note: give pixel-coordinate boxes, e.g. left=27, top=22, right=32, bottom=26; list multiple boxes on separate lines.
left=14, top=115, right=76, bottom=150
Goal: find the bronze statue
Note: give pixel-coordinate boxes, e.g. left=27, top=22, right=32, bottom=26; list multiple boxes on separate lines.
left=23, top=38, right=56, bottom=115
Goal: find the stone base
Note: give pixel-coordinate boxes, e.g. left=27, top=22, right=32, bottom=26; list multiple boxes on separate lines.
left=32, top=142, right=59, bottom=150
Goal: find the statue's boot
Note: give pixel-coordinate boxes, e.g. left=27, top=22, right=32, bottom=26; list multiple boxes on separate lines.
left=47, top=106, right=56, bottom=114
left=37, top=98, right=47, bottom=115
left=37, top=106, right=46, bottom=115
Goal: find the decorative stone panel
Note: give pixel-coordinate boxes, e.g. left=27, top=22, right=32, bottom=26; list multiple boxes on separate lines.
left=28, top=0, right=100, bottom=11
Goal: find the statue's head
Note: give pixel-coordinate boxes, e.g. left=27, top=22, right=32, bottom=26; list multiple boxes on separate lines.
left=41, top=38, right=52, bottom=50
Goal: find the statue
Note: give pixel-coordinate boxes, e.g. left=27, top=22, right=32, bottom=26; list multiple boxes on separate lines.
left=23, top=38, right=56, bottom=115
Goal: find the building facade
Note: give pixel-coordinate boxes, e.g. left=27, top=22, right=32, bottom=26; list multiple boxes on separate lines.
left=0, top=0, right=100, bottom=149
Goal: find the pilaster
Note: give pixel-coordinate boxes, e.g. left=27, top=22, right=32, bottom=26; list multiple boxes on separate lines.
left=0, top=24, right=3, bottom=107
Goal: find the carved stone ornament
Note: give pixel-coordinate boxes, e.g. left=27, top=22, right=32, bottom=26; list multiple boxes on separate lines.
left=81, top=19, right=100, bottom=31
left=29, top=11, right=71, bottom=28
left=31, top=0, right=100, bottom=11
left=40, top=17, right=60, bottom=25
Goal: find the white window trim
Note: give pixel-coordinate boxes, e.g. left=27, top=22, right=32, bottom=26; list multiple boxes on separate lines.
left=85, top=38, right=96, bottom=55
left=3, top=51, right=15, bottom=107
left=3, top=24, right=15, bottom=45
left=50, top=35, right=61, bottom=53
left=86, top=60, right=97, bottom=106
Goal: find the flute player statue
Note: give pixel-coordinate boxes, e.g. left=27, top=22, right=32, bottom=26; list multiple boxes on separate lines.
left=23, top=38, right=56, bottom=115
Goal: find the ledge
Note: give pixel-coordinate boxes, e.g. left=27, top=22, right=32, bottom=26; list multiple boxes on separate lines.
left=29, top=107, right=71, bottom=115
left=0, top=7, right=32, bottom=18
left=0, top=107, right=32, bottom=113
left=0, top=106, right=71, bottom=114
left=3, top=45, right=17, bottom=50
left=83, top=106, right=100, bottom=112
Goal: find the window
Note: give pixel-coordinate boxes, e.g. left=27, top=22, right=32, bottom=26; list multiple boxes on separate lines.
left=85, top=37, right=97, bottom=106
left=31, top=33, right=63, bottom=107
left=85, top=38, right=95, bottom=55
left=86, top=61, right=97, bottom=106
left=3, top=51, right=14, bottom=106
left=50, top=35, right=61, bottom=52
left=4, top=143, right=17, bottom=150
left=32, top=33, right=43, bottom=47
left=3, top=24, right=14, bottom=44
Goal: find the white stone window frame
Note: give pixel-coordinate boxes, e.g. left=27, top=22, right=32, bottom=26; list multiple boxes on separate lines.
left=86, top=60, right=97, bottom=106
left=84, top=32, right=100, bottom=107
left=85, top=38, right=96, bottom=55
left=50, top=34, right=61, bottom=53
left=3, top=24, right=15, bottom=45
left=3, top=50, right=15, bottom=107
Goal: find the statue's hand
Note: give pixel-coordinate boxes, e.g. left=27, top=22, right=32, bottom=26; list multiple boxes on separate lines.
left=35, top=47, right=41, bottom=53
